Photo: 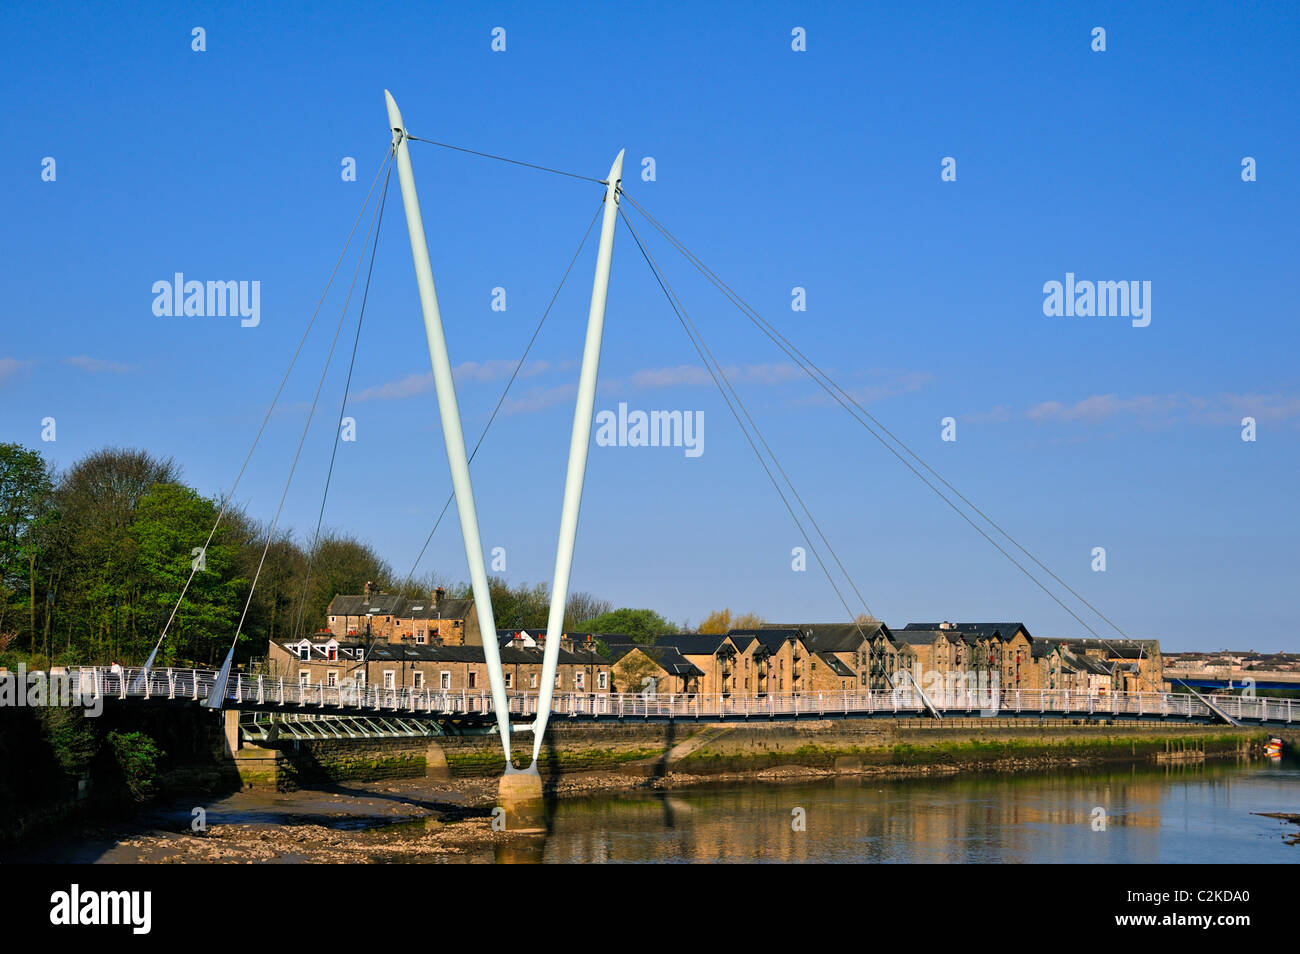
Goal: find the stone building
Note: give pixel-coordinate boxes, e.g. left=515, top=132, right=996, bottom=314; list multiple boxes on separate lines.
left=326, top=583, right=480, bottom=646
left=267, top=635, right=608, bottom=697
left=607, top=644, right=703, bottom=694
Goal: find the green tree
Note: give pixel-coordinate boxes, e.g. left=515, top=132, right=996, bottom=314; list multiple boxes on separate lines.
left=564, top=590, right=613, bottom=629
left=585, top=608, right=677, bottom=645
left=51, top=447, right=179, bottom=661
left=0, top=443, right=55, bottom=646
left=130, top=483, right=246, bottom=666
left=291, top=532, right=392, bottom=635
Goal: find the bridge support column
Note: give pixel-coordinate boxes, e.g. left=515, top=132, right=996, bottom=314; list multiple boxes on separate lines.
left=424, top=739, right=450, bottom=780
left=222, top=709, right=241, bottom=758
left=497, top=765, right=544, bottom=834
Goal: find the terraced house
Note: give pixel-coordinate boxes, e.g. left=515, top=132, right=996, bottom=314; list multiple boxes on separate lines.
left=293, top=592, right=1166, bottom=704
left=326, top=582, right=480, bottom=646
left=267, top=635, right=609, bottom=698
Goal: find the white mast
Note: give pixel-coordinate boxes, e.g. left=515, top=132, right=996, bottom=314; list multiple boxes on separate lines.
left=532, top=150, right=624, bottom=765
left=384, top=90, right=514, bottom=761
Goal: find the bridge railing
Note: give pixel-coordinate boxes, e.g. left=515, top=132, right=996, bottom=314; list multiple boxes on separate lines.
left=21, top=666, right=1296, bottom=725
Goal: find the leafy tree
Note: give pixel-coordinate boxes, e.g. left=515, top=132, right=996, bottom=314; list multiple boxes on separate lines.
left=612, top=647, right=660, bottom=693
left=130, top=483, right=246, bottom=666
left=50, top=447, right=179, bottom=661
left=37, top=705, right=98, bottom=779
left=565, top=590, right=613, bottom=629
left=585, top=607, right=677, bottom=645
left=107, top=730, right=165, bottom=800
left=698, top=608, right=765, bottom=634
left=0, top=443, right=54, bottom=644
left=291, top=532, right=392, bottom=635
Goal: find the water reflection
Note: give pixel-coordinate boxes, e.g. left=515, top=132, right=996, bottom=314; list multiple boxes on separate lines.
left=518, top=762, right=1299, bottom=864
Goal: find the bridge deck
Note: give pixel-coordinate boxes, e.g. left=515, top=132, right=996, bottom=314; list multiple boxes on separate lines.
left=35, top=667, right=1300, bottom=728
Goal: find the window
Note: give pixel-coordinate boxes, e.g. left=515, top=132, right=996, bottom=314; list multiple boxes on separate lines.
left=598, top=671, right=608, bottom=690
left=298, top=645, right=310, bottom=661
left=327, top=671, right=338, bottom=687
left=328, top=646, right=338, bottom=661
left=440, top=671, right=451, bottom=690
left=299, top=670, right=310, bottom=686
left=575, top=671, right=585, bottom=690
left=412, top=671, right=424, bottom=689
left=383, top=671, right=396, bottom=690
left=504, top=672, right=514, bottom=689
left=529, top=673, right=538, bottom=689
left=555, top=673, right=562, bottom=688
left=415, top=632, right=426, bottom=645
left=329, top=616, right=335, bottom=623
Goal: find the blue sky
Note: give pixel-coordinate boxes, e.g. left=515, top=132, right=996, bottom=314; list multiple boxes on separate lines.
left=2, top=2, right=1297, bottom=651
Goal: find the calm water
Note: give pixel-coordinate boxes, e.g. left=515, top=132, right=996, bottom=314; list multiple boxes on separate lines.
left=520, top=761, right=1300, bottom=863
left=11, top=759, right=1299, bottom=863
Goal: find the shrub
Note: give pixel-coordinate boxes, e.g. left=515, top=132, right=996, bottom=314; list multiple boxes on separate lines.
left=107, top=730, right=165, bottom=800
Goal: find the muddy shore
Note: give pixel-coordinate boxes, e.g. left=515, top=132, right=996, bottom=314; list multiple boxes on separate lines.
left=10, top=747, right=1259, bottom=864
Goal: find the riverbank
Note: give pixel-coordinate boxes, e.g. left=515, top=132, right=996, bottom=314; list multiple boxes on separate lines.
left=11, top=752, right=1297, bottom=864
left=228, top=718, right=1270, bottom=790
left=4, top=719, right=1278, bottom=862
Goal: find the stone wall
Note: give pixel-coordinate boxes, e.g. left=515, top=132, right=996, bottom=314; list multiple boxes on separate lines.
left=226, top=716, right=1269, bottom=790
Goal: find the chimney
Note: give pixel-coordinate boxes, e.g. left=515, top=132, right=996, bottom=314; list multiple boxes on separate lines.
left=434, top=586, right=445, bottom=607
left=363, top=580, right=374, bottom=602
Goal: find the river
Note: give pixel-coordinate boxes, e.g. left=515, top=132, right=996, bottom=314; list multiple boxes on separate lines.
left=9, top=759, right=1298, bottom=864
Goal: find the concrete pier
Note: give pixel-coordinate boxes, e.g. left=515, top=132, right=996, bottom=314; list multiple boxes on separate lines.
left=497, top=765, right=545, bottom=834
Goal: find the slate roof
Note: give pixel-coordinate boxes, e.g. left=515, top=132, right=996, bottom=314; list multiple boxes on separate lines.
left=279, top=639, right=368, bottom=660
left=359, top=643, right=587, bottom=666
left=728, top=629, right=802, bottom=654
left=904, top=622, right=1030, bottom=642
left=607, top=644, right=704, bottom=677
left=1057, top=637, right=1156, bottom=659
left=763, top=621, right=889, bottom=653
left=894, top=630, right=942, bottom=646
left=326, top=592, right=474, bottom=621
left=816, top=652, right=856, bottom=677
left=655, top=634, right=738, bottom=656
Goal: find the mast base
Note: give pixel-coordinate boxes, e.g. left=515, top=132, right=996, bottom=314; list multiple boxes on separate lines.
left=497, top=764, right=545, bottom=834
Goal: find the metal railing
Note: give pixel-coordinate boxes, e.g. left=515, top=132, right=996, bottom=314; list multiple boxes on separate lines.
left=25, top=667, right=1298, bottom=725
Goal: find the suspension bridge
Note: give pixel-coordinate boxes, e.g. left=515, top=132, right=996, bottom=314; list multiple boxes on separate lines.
left=41, top=665, right=1300, bottom=728
left=119, top=90, right=1275, bottom=821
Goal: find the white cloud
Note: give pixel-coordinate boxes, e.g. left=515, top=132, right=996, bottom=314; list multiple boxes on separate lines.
left=64, top=355, right=138, bottom=374
left=795, top=369, right=933, bottom=408
left=0, top=357, right=30, bottom=384
left=973, top=392, right=1300, bottom=426
left=625, top=361, right=806, bottom=391
left=501, top=383, right=577, bottom=415
left=353, top=372, right=433, bottom=402
left=354, top=359, right=558, bottom=403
